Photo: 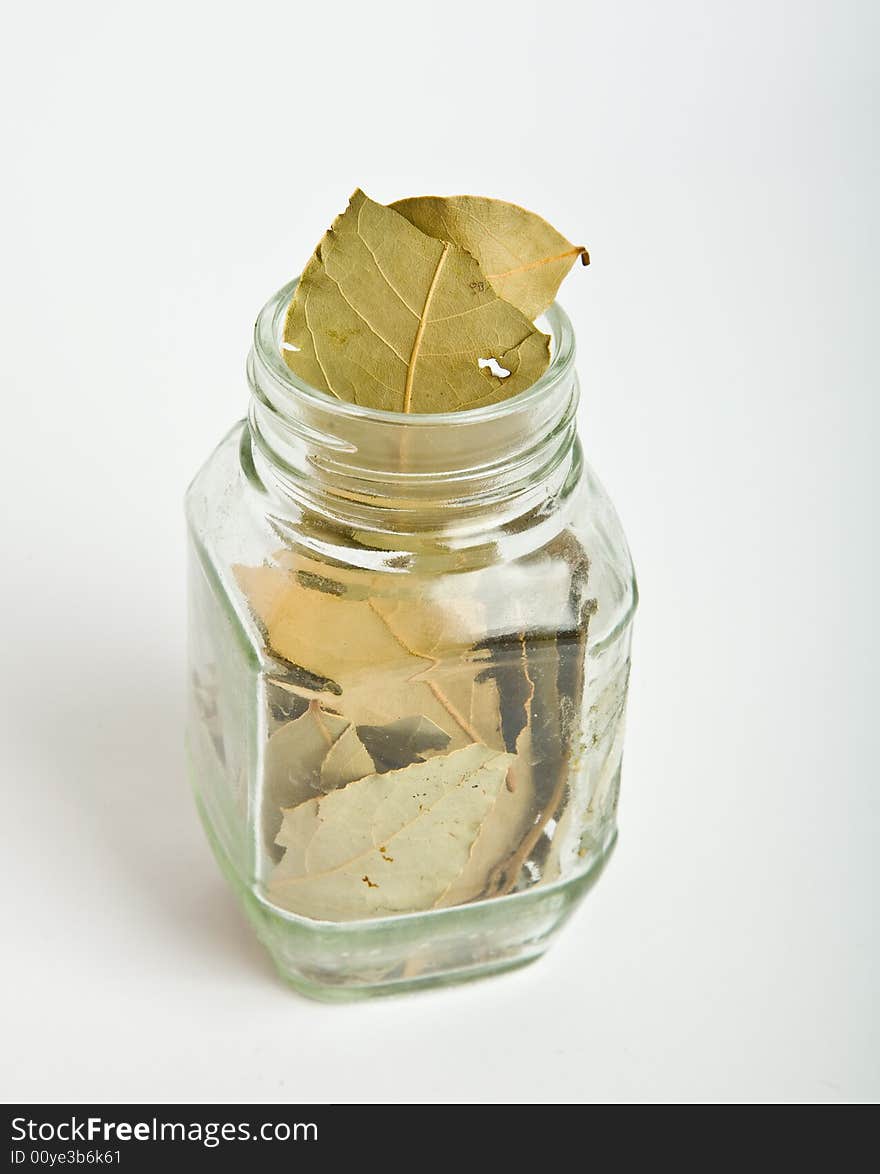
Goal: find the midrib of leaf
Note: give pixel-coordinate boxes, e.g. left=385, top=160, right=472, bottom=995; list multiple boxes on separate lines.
left=273, top=752, right=506, bottom=887
left=403, top=241, right=450, bottom=413
left=487, top=245, right=588, bottom=281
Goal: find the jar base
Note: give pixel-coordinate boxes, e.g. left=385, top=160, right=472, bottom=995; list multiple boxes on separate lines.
left=276, top=950, right=544, bottom=1003
left=192, top=787, right=616, bottom=1001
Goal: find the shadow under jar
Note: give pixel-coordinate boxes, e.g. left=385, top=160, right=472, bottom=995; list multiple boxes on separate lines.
left=185, top=278, right=637, bottom=1000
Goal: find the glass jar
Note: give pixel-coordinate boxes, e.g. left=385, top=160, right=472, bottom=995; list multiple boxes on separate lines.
left=185, top=278, right=637, bottom=1000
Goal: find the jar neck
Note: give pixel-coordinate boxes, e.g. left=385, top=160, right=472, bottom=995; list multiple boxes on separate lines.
left=245, top=280, right=580, bottom=542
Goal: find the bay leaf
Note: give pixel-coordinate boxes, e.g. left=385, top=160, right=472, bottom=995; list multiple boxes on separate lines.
left=263, top=701, right=349, bottom=856
left=237, top=551, right=528, bottom=902
left=319, top=723, right=375, bottom=791
left=235, top=562, right=440, bottom=728
left=269, top=744, right=514, bottom=920
left=234, top=560, right=501, bottom=750
left=265, top=676, right=310, bottom=728
left=391, top=194, right=588, bottom=319
left=467, top=622, right=545, bottom=899
left=282, top=189, right=550, bottom=413
left=368, top=587, right=509, bottom=750
left=465, top=536, right=596, bottom=895
left=437, top=751, right=535, bottom=907
left=355, top=714, right=451, bottom=773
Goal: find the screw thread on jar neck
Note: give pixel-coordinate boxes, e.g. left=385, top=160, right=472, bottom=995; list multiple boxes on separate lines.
left=246, top=280, right=580, bottom=536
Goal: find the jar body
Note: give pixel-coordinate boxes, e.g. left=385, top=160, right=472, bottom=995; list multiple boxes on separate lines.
left=185, top=288, right=636, bottom=999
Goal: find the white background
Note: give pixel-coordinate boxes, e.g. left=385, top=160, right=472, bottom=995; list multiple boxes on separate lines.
left=1, top=0, right=877, bottom=1104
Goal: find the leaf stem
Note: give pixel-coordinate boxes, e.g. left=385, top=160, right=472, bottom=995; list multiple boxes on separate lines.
left=426, top=680, right=483, bottom=744
left=487, top=245, right=589, bottom=280
left=491, top=770, right=567, bottom=897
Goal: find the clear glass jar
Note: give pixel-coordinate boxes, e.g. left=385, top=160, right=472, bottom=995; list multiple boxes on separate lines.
left=185, top=278, right=637, bottom=1000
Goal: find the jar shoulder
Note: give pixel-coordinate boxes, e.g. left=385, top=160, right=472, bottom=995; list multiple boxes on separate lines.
left=186, top=421, right=637, bottom=652
left=185, top=419, right=249, bottom=545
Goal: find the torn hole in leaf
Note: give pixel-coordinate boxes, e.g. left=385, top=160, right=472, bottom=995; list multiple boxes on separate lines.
left=281, top=342, right=301, bottom=352
left=478, top=357, right=511, bottom=379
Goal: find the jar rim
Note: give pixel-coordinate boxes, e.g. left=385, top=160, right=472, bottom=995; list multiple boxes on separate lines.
left=252, top=277, right=577, bottom=428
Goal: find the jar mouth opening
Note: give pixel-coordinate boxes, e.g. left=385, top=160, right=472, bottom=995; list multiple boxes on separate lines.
left=253, top=277, right=577, bottom=428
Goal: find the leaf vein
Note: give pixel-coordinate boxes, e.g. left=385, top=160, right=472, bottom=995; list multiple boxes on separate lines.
left=356, top=199, right=420, bottom=317
left=303, top=287, right=337, bottom=397
left=272, top=755, right=507, bottom=888
left=322, top=270, right=408, bottom=365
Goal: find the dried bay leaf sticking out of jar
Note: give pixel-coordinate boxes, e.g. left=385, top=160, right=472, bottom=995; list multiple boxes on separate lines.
left=269, top=744, right=514, bottom=921
left=391, top=194, right=588, bottom=320
left=282, top=189, right=551, bottom=413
